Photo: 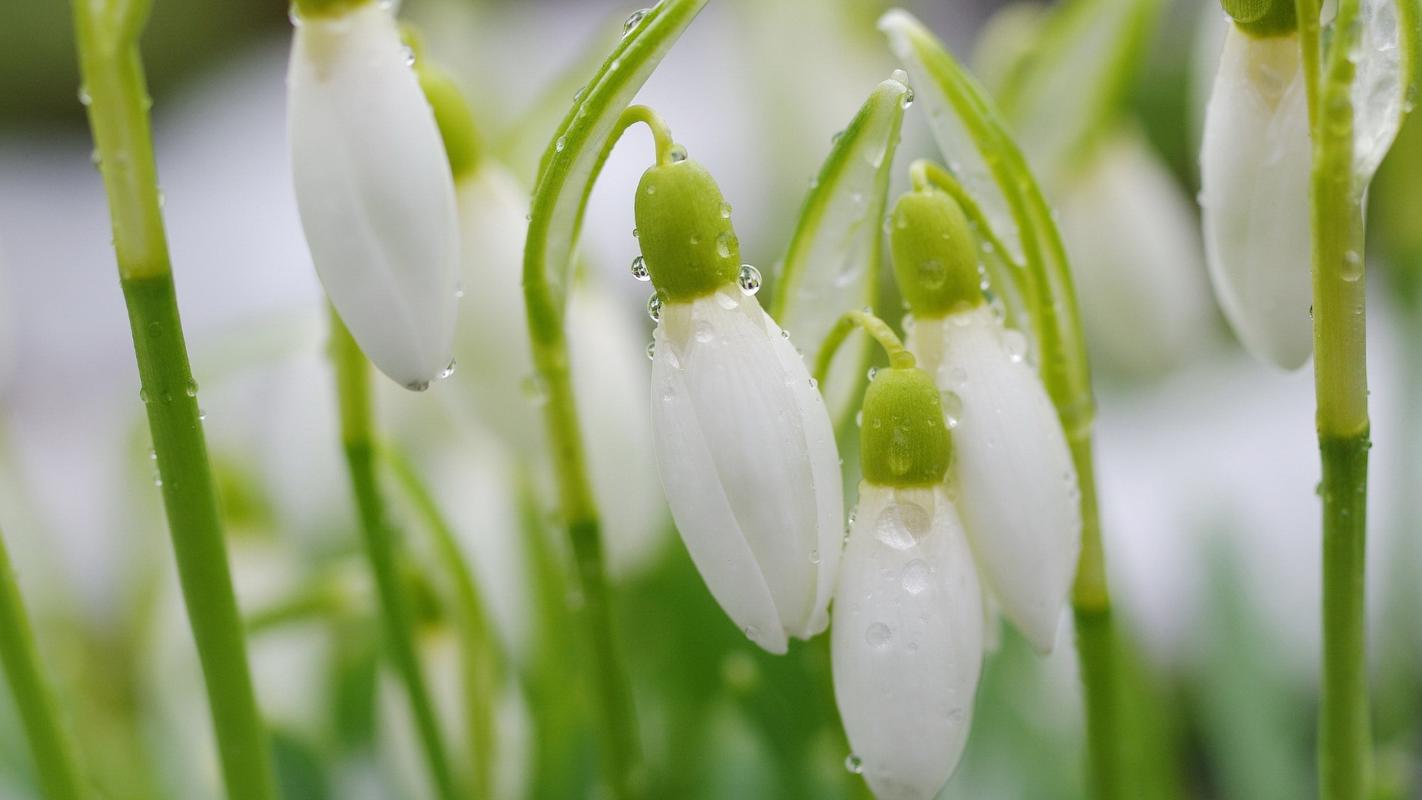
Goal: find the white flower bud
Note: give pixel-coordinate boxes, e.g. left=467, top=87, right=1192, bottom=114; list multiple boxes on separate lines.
left=649, top=287, right=843, bottom=653
left=909, top=308, right=1081, bottom=653
left=1199, top=26, right=1312, bottom=369
left=288, top=1, right=460, bottom=389
left=832, top=482, right=982, bottom=800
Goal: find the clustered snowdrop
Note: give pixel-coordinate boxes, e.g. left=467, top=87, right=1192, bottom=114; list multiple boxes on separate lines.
left=288, top=0, right=461, bottom=390
left=634, top=148, right=845, bottom=654
left=892, top=185, right=1082, bottom=654
left=1199, top=2, right=1312, bottom=369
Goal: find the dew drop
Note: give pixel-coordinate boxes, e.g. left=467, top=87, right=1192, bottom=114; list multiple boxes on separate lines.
left=867, top=366, right=878, bottom=381
left=438, top=360, right=456, bottom=380
left=185, top=380, right=198, bottom=398
left=845, top=754, right=864, bottom=774
left=1002, top=329, right=1028, bottom=362
left=742, top=625, right=758, bottom=640
left=901, top=559, right=931, bottom=594
left=405, top=380, right=430, bottom=392
left=573, top=85, right=585, bottom=102
left=831, top=129, right=845, bottom=144
left=780, top=329, right=790, bottom=339
left=455, top=282, right=465, bottom=299
left=808, top=377, right=818, bottom=389
left=809, top=549, right=821, bottom=564
left=917, top=258, right=946, bottom=289
left=554, top=136, right=567, bottom=153
left=77, top=85, right=91, bottom=106
left=694, top=321, right=715, bottom=343
left=668, top=144, right=688, bottom=162
left=645, top=340, right=656, bottom=360
left=719, top=203, right=732, bottom=219
left=632, top=227, right=639, bottom=238
left=940, top=391, right=962, bottom=428
left=874, top=501, right=930, bottom=549
left=865, top=622, right=892, bottom=648
left=623, top=7, right=650, bottom=35
left=901, top=86, right=915, bottom=108
left=716, top=231, right=734, bottom=259
left=630, top=255, right=650, bottom=281
left=402, top=45, right=416, bottom=66
left=90, top=149, right=102, bottom=169
left=855, top=410, right=863, bottom=427
left=1342, top=249, right=1363, bottom=282
left=647, top=290, right=665, bottom=322
left=736, top=264, right=762, bottom=295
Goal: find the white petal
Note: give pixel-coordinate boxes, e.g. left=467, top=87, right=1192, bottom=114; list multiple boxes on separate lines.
left=650, top=288, right=843, bottom=650
left=1352, top=0, right=1407, bottom=184
left=453, top=166, right=538, bottom=445
left=910, top=310, right=1081, bottom=653
left=568, top=286, right=668, bottom=579
left=1059, top=127, right=1214, bottom=374
left=288, top=3, right=460, bottom=388
left=832, top=483, right=983, bottom=800
left=1199, top=27, right=1312, bottom=370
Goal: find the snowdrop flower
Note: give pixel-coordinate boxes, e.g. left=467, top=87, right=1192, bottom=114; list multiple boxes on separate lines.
left=893, top=186, right=1081, bottom=653
left=288, top=0, right=460, bottom=389
left=1060, top=127, right=1215, bottom=376
left=412, top=55, right=666, bottom=578
left=637, top=152, right=843, bottom=654
left=1199, top=5, right=1312, bottom=369
left=834, top=352, right=982, bottom=800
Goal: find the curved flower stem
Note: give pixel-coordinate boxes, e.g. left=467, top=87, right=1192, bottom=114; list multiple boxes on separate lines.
left=0, top=530, right=84, bottom=800
left=71, top=3, right=277, bottom=798
left=328, top=311, right=460, bottom=800
left=1297, top=0, right=1373, bottom=796
left=909, top=159, right=1027, bottom=276
left=384, top=445, right=502, bottom=799
left=813, top=310, right=915, bottom=387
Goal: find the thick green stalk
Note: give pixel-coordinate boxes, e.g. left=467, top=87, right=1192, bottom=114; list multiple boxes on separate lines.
left=328, top=313, right=460, bottom=800
left=1296, top=0, right=1372, bottom=796
left=0, top=532, right=84, bottom=800
left=71, top=3, right=277, bottom=798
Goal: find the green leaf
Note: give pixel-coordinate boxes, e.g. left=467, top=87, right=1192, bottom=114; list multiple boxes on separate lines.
left=990, top=0, right=1161, bottom=184
left=524, top=0, right=709, bottom=307
left=771, top=75, right=909, bottom=425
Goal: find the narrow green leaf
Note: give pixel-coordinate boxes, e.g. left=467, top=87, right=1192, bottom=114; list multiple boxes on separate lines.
left=991, top=0, right=1161, bottom=183
left=772, top=75, right=909, bottom=425
left=525, top=0, right=709, bottom=305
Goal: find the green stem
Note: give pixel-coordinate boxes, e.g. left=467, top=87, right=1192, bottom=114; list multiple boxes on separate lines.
left=328, top=312, right=460, bottom=800
left=813, top=310, right=914, bottom=387
left=1302, top=1, right=1372, bottom=795
left=71, top=3, right=277, bottom=798
left=0, top=532, right=84, bottom=800
left=385, top=446, right=502, bottom=799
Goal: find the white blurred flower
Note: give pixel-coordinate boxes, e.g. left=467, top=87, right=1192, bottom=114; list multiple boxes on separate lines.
left=447, top=161, right=666, bottom=579
left=1060, top=127, right=1215, bottom=375
left=833, top=482, right=982, bottom=800
left=1199, top=26, right=1312, bottom=369
left=649, top=285, right=843, bottom=654
left=288, top=0, right=460, bottom=389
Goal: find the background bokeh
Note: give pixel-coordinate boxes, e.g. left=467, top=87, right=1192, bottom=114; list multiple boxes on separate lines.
left=0, top=0, right=1420, bottom=797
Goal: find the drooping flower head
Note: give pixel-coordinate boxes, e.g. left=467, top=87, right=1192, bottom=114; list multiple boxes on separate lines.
left=891, top=183, right=1081, bottom=654
left=636, top=147, right=844, bottom=654
left=288, top=0, right=461, bottom=389
left=1199, top=0, right=1312, bottom=369
left=833, top=343, right=982, bottom=800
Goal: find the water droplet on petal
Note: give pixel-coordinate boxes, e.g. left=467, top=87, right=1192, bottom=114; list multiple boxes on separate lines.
left=845, top=754, right=864, bottom=774
left=405, top=380, right=430, bottom=392
left=694, top=321, right=714, bottom=343
left=737, top=264, right=762, bottom=295
left=647, top=290, right=665, bottom=322
left=438, top=360, right=456, bottom=380
left=901, top=559, right=931, bottom=594
left=402, top=45, right=416, bottom=66
left=645, top=340, right=656, bottom=360
left=630, top=255, right=650, bottom=281
left=901, top=86, right=915, bottom=108
left=891, top=68, right=908, bottom=84
left=874, top=501, right=930, bottom=549
left=865, top=622, right=892, bottom=648
left=940, top=391, right=962, bottom=428
left=716, top=232, right=734, bottom=259
left=1002, top=329, right=1028, bottom=362
left=809, top=549, right=821, bottom=564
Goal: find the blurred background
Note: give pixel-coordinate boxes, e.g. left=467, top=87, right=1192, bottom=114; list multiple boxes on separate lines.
left=1, top=0, right=1420, bottom=797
